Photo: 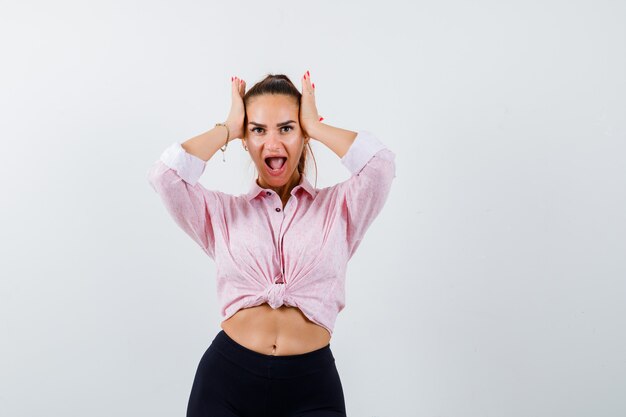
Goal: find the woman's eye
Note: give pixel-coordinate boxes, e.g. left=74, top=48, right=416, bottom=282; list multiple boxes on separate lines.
left=251, top=126, right=293, bottom=134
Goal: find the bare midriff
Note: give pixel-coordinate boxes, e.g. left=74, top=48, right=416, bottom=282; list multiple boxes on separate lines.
left=221, top=303, right=331, bottom=356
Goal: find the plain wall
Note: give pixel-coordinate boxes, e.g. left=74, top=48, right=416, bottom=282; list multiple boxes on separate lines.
left=1, top=0, right=624, bottom=416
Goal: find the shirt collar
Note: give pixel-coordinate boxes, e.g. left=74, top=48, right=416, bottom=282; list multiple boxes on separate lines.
left=246, top=174, right=317, bottom=202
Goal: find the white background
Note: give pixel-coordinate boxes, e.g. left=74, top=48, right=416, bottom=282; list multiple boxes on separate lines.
left=1, top=0, right=625, bottom=416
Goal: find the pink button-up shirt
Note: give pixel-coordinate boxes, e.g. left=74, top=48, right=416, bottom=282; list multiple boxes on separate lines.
left=147, top=130, right=396, bottom=336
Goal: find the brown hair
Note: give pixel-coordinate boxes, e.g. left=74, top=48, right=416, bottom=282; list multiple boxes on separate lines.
left=243, top=73, right=318, bottom=192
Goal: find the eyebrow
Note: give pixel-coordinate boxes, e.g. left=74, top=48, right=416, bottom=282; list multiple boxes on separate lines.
left=248, top=120, right=297, bottom=128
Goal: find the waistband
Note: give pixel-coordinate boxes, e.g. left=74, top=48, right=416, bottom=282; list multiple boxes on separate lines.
left=210, top=329, right=335, bottom=379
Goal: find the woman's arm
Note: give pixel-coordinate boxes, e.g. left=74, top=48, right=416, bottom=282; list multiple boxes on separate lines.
left=148, top=76, right=247, bottom=258
left=147, top=122, right=237, bottom=258
left=147, top=138, right=222, bottom=259
left=180, top=75, right=247, bottom=161
left=306, top=122, right=358, bottom=158
left=315, top=125, right=396, bottom=258
left=298, top=74, right=396, bottom=256
left=180, top=122, right=239, bottom=162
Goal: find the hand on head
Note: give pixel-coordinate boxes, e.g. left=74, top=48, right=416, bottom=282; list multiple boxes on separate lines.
left=299, top=70, right=323, bottom=139
left=224, top=72, right=323, bottom=143
left=225, top=76, right=246, bottom=141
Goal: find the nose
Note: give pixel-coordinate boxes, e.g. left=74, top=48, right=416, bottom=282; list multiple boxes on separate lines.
left=265, top=133, right=284, bottom=150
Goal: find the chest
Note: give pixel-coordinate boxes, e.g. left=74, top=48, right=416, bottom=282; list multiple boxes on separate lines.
left=216, top=194, right=349, bottom=267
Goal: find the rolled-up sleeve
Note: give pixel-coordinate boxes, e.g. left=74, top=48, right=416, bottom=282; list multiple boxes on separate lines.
left=147, top=143, right=219, bottom=259
left=339, top=131, right=396, bottom=258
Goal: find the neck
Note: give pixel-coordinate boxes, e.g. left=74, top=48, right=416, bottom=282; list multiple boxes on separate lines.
left=258, top=171, right=302, bottom=197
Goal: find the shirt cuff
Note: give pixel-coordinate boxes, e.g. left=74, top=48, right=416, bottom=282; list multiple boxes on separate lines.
left=340, top=130, right=387, bottom=175
left=159, top=142, right=207, bottom=186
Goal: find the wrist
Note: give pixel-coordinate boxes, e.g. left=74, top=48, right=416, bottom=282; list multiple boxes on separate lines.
left=306, top=120, right=324, bottom=139
left=223, top=120, right=240, bottom=142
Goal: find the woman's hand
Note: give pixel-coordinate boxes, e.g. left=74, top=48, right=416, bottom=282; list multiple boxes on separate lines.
left=300, top=71, right=323, bottom=139
left=225, top=76, right=246, bottom=141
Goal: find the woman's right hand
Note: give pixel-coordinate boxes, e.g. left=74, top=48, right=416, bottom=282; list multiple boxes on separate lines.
left=225, top=76, right=246, bottom=141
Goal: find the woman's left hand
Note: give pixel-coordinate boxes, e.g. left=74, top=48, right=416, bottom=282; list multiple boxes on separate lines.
left=300, top=70, right=323, bottom=138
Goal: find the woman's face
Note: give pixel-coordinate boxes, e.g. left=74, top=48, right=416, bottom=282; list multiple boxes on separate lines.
left=243, top=94, right=307, bottom=191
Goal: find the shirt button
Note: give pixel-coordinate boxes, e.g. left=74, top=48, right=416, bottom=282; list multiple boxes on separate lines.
left=275, top=207, right=281, bottom=212
left=266, top=191, right=271, bottom=196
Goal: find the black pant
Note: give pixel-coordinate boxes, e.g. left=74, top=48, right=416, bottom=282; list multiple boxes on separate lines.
left=186, top=330, right=347, bottom=417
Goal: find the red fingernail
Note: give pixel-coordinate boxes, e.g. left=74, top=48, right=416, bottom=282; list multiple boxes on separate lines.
left=307, top=70, right=310, bottom=76
left=319, top=117, right=324, bottom=121
left=312, top=83, right=315, bottom=89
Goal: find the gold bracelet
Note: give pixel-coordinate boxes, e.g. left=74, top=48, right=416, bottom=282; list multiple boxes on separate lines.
left=215, top=123, right=230, bottom=162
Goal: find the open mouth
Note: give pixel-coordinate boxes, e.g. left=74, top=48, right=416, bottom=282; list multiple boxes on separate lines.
left=264, top=156, right=287, bottom=170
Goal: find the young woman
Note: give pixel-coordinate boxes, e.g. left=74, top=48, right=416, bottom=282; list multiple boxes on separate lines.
left=147, top=71, right=396, bottom=417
